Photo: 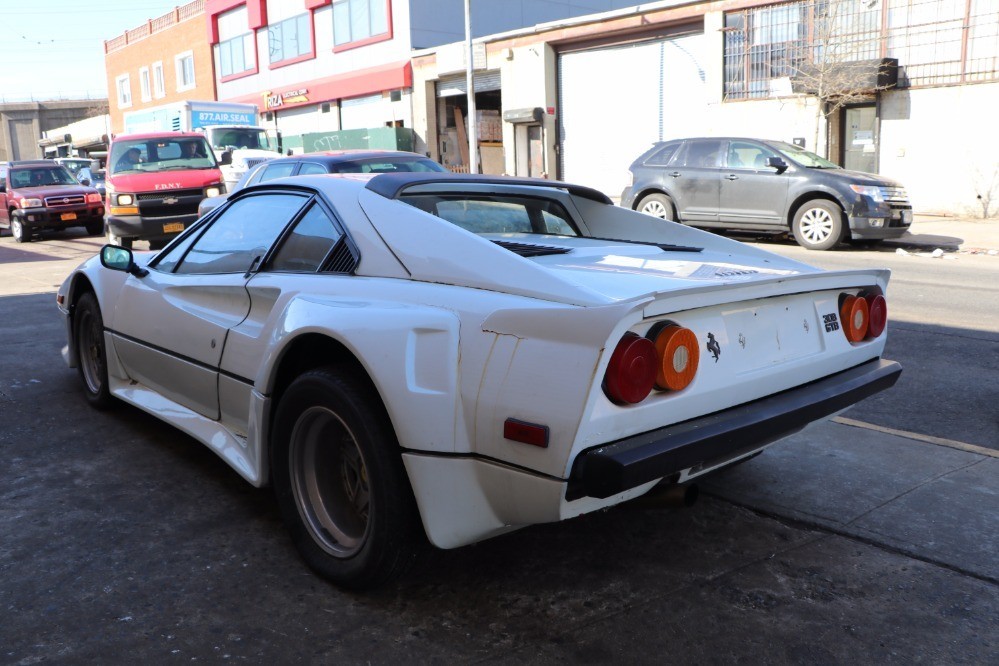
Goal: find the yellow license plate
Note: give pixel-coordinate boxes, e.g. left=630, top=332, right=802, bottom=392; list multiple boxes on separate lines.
left=60, top=212, right=77, bottom=221
left=163, top=222, right=185, bottom=233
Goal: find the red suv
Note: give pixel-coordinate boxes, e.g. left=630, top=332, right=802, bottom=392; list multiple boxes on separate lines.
left=0, top=160, right=105, bottom=243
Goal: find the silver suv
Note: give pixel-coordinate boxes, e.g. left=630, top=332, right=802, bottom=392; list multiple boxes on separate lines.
left=620, top=137, right=912, bottom=250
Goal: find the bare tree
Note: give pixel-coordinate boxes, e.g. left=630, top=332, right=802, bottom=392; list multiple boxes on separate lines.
left=788, top=0, right=896, bottom=156
left=971, top=163, right=999, bottom=219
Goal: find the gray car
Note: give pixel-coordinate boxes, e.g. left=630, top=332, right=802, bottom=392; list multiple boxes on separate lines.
left=198, top=150, right=447, bottom=217
left=620, top=137, right=913, bottom=250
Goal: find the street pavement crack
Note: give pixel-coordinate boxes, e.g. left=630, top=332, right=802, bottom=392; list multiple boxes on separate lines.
left=705, top=489, right=999, bottom=587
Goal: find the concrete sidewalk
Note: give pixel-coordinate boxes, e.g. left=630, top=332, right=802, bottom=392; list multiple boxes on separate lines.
left=701, top=416, right=999, bottom=584
left=886, top=215, right=999, bottom=254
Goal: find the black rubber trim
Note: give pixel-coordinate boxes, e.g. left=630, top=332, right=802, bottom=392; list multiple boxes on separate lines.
left=566, top=359, right=902, bottom=500
left=364, top=172, right=614, bottom=204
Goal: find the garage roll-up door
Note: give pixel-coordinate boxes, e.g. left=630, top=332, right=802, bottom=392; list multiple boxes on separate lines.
left=558, top=33, right=707, bottom=201
left=437, top=71, right=502, bottom=97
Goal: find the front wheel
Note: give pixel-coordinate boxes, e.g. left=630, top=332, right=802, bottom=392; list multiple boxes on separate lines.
left=11, top=215, right=29, bottom=243
left=636, top=193, right=677, bottom=221
left=792, top=200, right=844, bottom=251
left=107, top=228, right=133, bottom=250
left=85, top=220, right=103, bottom=236
left=74, top=292, right=115, bottom=409
left=272, top=367, right=423, bottom=589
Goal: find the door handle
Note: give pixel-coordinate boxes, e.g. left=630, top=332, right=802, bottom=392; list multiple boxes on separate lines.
left=724, top=174, right=739, bottom=180
left=668, top=171, right=681, bottom=178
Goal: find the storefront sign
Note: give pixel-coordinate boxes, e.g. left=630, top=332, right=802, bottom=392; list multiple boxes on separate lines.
left=263, top=88, right=310, bottom=110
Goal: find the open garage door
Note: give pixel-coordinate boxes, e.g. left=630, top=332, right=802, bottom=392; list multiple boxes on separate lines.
left=558, top=32, right=707, bottom=201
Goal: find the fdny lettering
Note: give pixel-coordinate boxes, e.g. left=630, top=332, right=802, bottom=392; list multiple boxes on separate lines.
left=823, top=313, right=840, bottom=332
left=154, top=183, right=183, bottom=190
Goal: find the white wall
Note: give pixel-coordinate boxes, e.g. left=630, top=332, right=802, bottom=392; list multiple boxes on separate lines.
left=880, top=83, right=999, bottom=216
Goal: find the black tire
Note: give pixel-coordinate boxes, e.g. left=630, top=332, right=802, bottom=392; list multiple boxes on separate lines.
left=791, top=200, right=844, bottom=251
left=849, top=238, right=885, bottom=248
left=148, top=239, right=168, bottom=251
left=107, top=228, right=133, bottom=250
left=74, top=292, right=115, bottom=409
left=636, top=192, right=677, bottom=221
left=11, top=214, right=29, bottom=243
left=85, top=220, right=103, bottom=236
left=271, top=367, right=423, bottom=589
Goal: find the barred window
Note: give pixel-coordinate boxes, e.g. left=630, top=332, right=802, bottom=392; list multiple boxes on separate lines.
left=724, top=0, right=999, bottom=100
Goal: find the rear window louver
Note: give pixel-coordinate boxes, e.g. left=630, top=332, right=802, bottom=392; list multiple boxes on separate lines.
left=324, top=237, right=359, bottom=273
left=491, top=240, right=572, bottom=257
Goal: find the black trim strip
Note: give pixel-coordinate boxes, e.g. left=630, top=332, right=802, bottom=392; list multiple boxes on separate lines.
left=399, top=447, right=566, bottom=484
left=566, top=359, right=902, bottom=501
left=108, top=328, right=254, bottom=386
left=365, top=172, right=614, bottom=204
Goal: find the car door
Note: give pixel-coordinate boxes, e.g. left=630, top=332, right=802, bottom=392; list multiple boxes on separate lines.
left=108, top=191, right=310, bottom=419
left=217, top=196, right=351, bottom=436
left=717, top=140, right=789, bottom=228
left=664, top=139, right=723, bottom=224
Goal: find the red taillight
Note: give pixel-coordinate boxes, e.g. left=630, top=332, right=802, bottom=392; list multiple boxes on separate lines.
left=840, top=294, right=869, bottom=342
left=604, top=333, right=657, bottom=404
left=649, top=323, right=699, bottom=391
left=865, top=293, right=887, bottom=338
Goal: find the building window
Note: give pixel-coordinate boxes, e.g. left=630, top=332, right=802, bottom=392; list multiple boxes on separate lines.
left=176, top=51, right=196, bottom=91
left=152, top=61, right=165, bottom=98
left=139, top=67, right=151, bottom=102
left=332, top=0, right=389, bottom=46
left=269, top=13, right=312, bottom=64
left=115, top=74, right=132, bottom=108
left=219, top=33, right=256, bottom=78
left=723, top=0, right=999, bottom=99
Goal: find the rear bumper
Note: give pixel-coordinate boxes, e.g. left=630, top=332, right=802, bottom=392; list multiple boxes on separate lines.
left=566, top=358, right=902, bottom=500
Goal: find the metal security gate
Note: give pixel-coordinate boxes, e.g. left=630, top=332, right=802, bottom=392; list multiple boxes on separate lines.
left=558, top=32, right=707, bottom=201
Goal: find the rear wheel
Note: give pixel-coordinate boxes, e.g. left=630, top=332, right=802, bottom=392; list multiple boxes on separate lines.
left=792, top=200, right=844, bottom=251
left=74, top=292, right=114, bottom=409
left=636, top=193, right=677, bottom=221
left=272, top=367, right=423, bottom=589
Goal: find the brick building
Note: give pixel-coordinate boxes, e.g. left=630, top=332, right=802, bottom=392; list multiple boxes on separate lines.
left=103, top=0, right=217, bottom=135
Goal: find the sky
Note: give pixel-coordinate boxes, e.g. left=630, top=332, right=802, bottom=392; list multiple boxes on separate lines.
left=0, top=0, right=186, bottom=103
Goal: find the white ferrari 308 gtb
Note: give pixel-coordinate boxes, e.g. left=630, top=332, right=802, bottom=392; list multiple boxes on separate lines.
left=57, top=173, right=901, bottom=589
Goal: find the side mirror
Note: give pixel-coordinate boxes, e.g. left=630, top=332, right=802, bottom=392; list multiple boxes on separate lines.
left=220, top=150, right=233, bottom=166
left=767, top=156, right=789, bottom=174
left=100, top=244, right=148, bottom=277
left=80, top=178, right=91, bottom=186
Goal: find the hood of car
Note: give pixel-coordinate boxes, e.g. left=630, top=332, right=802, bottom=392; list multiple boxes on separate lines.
left=811, top=167, right=906, bottom=189
left=11, top=185, right=93, bottom=198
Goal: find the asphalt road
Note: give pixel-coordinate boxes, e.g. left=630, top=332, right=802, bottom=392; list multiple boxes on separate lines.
left=1, top=229, right=997, bottom=663
left=741, top=236, right=999, bottom=450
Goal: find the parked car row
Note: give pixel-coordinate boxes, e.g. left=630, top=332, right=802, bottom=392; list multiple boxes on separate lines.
left=5, top=139, right=913, bottom=253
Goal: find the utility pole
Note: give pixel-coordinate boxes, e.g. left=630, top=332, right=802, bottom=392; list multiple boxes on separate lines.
left=464, top=0, right=477, bottom=174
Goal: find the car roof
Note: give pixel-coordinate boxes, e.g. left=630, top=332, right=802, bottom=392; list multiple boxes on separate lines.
left=269, top=150, right=436, bottom=164
left=7, top=160, right=57, bottom=167
left=111, top=131, right=208, bottom=141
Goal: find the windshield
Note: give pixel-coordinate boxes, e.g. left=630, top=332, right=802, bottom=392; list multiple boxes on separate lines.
left=770, top=141, right=841, bottom=169
left=109, top=137, right=218, bottom=175
left=207, top=127, right=276, bottom=151
left=11, top=166, right=78, bottom=188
